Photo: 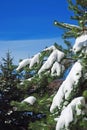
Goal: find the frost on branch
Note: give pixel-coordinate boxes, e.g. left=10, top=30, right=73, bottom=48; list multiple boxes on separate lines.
left=50, top=61, right=82, bottom=113
left=55, top=97, right=86, bottom=130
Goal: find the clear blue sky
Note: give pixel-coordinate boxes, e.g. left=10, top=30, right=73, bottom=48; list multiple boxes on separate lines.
left=0, top=0, right=74, bottom=64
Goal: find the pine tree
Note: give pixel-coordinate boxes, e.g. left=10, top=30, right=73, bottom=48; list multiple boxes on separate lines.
left=15, top=43, right=67, bottom=130
left=0, top=52, right=45, bottom=130
left=50, top=0, right=87, bottom=130
left=0, top=51, right=24, bottom=130
left=13, top=1, right=87, bottom=130
left=0, top=51, right=19, bottom=106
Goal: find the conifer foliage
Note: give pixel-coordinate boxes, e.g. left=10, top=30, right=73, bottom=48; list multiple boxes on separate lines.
left=16, top=0, right=87, bottom=130
left=50, top=0, right=87, bottom=130
left=0, top=0, right=87, bottom=130
left=0, top=51, right=24, bottom=130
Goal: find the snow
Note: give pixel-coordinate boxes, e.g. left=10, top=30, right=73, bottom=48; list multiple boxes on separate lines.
left=50, top=61, right=82, bottom=113
left=20, top=77, right=33, bottom=85
left=29, top=53, right=40, bottom=68
left=51, top=62, right=65, bottom=76
left=56, top=97, right=86, bottom=130
left=54, top=21, right=81, bottom=29
left=16, top=53, right=40, bottom=71
left=54, top=21, right=58, bottom=25
left=56, top=50, right=65, bottom=62
left=16, top=46, right=65, bottom=78
left=16, top=58, right=31, bottom=71
left=43, top=45, right=56, bottom=51
left=38, top=49, right=65, bottom=75
left=22, top=96, right=36, bottom=105
left=73, top=34, right=87, bottom=53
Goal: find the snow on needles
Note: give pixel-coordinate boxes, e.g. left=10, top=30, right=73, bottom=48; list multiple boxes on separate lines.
left=43, top=45, right=56, bottom=51
left=16, top=45, right=65, bottom=77
left=29, top=53, right=41, bottom=68
left=55, top=97, right=86, bottom=130
left=16, top=53, right=41, bottom=71
left=51, top=62, right=65, bottom=76
left=16, top=58, right=31, bottom=71
left=73, top=34, right=87, bottom=53
left=38, top=49, right=65, bottom=75
left=50, top=61, right=82, bottom=113
left=22, top=96, right=36, bottom=105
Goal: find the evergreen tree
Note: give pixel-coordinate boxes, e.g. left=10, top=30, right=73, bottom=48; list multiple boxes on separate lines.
left=0, top=51, right=19, bottom=106
left=50, top=0, right=87, bottom=130
left=15, top=43, right=67, bottom=130
left=11, top=0, right=87, bottom=130
left=0, top=51, right=25, bottom=130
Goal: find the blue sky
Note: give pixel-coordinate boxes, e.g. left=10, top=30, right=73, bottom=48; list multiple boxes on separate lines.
left=0, top=0, right=74, bottom=64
